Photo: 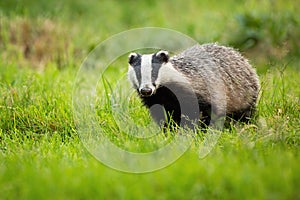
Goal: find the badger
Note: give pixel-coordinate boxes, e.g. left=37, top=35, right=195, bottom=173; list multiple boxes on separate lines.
left=127, top=43, right=260, bottom=130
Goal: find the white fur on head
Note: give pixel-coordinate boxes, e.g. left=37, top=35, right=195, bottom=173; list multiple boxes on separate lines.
left=140, top=54, right=155, bottom=93
left=127, top=66, right=138, bottom=89
left=156, top=62, right=188, bottom=87
left=127, top=52, right=140, bottom=89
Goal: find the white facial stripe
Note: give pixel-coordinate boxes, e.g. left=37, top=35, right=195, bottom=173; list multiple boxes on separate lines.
left=140, top=54, right=153, bottom=88
left=127, top=65, right=138, bottom=89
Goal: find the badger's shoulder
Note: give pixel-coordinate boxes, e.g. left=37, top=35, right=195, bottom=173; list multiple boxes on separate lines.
left=169, top=44, right=215, bottom=75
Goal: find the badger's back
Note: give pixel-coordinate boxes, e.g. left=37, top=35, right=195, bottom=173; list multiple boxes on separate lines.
left=170, top=44, right=260, bottom=120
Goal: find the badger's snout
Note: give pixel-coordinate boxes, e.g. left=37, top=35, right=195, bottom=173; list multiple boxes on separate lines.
left=139, top=87, right=153, bottom=97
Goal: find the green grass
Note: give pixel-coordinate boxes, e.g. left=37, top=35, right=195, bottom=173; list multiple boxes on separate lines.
left=1, top=0, right=300, bottom=199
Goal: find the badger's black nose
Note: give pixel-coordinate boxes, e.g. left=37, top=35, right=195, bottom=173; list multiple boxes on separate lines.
left=140, top=87, right=153, bottom=96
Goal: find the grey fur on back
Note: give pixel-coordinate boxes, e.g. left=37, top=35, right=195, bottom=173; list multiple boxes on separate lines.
left=170, top=43, right=260, bottom=117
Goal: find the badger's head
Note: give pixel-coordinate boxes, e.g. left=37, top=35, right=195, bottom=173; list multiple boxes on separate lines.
left=127, top=50, right=170, bottom=97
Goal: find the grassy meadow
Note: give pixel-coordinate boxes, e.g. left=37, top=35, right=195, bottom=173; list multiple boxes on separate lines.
left=1, top=0, right=300, bottom=199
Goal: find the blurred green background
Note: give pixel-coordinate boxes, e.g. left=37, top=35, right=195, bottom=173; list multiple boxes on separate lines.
left=0, top=0, right=300, bottom=199
left=1, top=0, right=300, bottom=70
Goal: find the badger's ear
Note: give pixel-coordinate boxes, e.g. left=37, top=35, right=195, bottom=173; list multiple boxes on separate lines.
left=155, top=50, right=169, bottom=63
left=128, top=53, right=140, bottom=65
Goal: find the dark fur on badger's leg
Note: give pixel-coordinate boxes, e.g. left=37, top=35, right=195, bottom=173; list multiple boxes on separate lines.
left=226, top=107, right=257, bottom=126
left=141, top=86, right=211, bottom=132
left=140, top=86, right=181, bottom=131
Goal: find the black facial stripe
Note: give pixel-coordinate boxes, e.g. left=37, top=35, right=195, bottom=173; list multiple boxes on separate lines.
left=151, top=54, right=163, bottom=84
left=131, top=56, right=142, bottom=85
